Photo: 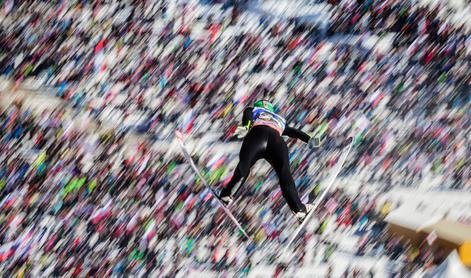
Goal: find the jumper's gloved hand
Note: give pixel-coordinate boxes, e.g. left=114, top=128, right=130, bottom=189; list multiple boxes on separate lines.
left=309, top=122, right=328, bottom=149
left=308, top=134, right=324, bottom=149
left=234, top=126, right=248, bottom=139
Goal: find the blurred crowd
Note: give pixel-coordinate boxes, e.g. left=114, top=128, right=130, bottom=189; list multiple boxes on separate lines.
left=328, top=0, right=469, bottom=39
left=0, top=0, right=470, bottom=276
left=0, top=102, right=447, bottom=276
left=1, top=0, right=469, bottom=190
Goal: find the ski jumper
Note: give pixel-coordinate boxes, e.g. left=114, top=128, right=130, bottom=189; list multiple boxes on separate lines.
left=220, top=103, right=310, bottom=213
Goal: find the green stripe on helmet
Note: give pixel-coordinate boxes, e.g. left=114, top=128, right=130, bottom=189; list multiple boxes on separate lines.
left=254, top=100, right=275, bottom=113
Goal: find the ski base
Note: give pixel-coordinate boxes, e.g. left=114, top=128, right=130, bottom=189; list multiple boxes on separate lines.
left=175, top=131, right=254, bottom=243
left=284, top=138, right=354, bottom=253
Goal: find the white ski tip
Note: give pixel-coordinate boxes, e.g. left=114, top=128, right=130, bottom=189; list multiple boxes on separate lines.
left=175, top=130, right=184, bottom=141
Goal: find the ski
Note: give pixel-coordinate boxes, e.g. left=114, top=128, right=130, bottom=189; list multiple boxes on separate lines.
left=283, top=138, right=354, bottom=253
left=175, top=131, right=254, bottom=243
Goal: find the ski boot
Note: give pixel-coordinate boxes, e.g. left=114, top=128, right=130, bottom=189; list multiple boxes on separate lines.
left=294, top=204, right=314, bottom=223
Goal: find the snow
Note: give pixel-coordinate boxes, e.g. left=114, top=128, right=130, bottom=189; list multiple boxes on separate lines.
left=247, top=266, right=276, bottom=277
left=248, top=0, right=331, bottom=30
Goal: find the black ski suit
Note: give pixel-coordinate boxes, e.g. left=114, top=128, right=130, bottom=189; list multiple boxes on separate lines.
left=220, top=107, right=310, bottom=213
